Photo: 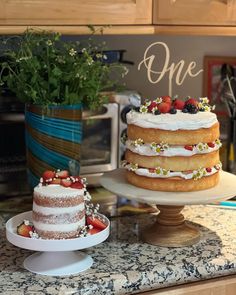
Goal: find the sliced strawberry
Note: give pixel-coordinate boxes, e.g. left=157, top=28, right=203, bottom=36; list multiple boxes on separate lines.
left=49, top=178, right=61, bottom=185
left=88, top=227, right=101, bottom=235
left=86, top=216, right=107, bottom=230
left=42, top=170, right=55, bottom=182
left=158, top=102, right=171, bottom=113
left=185, top=98, right=198, bottom=107
left=161, top=95, right=172, bottom=104
left=207, top=142, right=215, bottom=148
left=56, top=170, right=69, bottom=179
left=17, top=222, right=33, bottom=238
left=70, top=181, right=84, bottom=189
left=206, top=167, right=212, bottom=173
left=61, top=179, right=72, bottom=187
left=148, top=101, right=158, bottom=112
left=70, top=175, right=82, bottom=182
left=173, top=99, right=185, bottom=110
left=184, top=145, right=193, bottom=151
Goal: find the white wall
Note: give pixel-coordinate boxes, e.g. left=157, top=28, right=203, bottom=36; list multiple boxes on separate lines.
left=87, top=35, right=236, bottom=100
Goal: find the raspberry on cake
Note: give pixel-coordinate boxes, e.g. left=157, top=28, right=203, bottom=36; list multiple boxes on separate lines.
left=32, top=170, right=86, bottom=239
left=125, top=96, right=222, bottom=192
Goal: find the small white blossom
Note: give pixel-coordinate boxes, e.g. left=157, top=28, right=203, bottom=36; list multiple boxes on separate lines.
left=140, top=105, right=148, bottom=113
left=46, top=40, right=52, bottom=46
left=199, top=97, right=209, bottom=104
left=154, top=97, right=163, bottom=104
left=69, top=48, right=77, bottom=56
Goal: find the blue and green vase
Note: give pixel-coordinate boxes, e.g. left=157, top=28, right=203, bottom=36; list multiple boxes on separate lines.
left=25, top=104, right=82, bottom=188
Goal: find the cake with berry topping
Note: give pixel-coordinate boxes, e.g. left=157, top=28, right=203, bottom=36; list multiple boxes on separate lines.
left=124, top=96, right=222, bottom=192
left=32, top=170, right=87, bottom=239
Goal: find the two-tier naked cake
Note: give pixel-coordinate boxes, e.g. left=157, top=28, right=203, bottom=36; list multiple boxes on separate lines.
left=32, top=170, right=86, bottom=239
left=124, top=96, right=222, bottom=192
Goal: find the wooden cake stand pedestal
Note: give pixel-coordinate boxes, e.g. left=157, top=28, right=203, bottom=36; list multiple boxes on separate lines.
left=101, top=169, right=236, bottom=247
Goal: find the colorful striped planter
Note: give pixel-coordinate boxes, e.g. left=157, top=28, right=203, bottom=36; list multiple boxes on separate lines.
left=25, top=104, right=82, bottom=188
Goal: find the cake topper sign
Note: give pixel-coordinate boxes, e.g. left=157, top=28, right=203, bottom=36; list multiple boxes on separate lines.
left=138, top=42, right=203, bottom=96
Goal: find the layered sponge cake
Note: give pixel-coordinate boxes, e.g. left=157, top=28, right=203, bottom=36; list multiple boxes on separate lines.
left=32, top=170, right=86, bottom=239
left=124, top=96, right=222, bottom=192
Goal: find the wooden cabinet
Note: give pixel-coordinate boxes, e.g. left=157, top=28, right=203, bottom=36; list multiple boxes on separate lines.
left=153, top=0, right=236, bottom=26
left=0, top=0, right=152, bottom=26
left=139, top=275, right=236, bottom=295
left=1, top=0, right=236, bottom=35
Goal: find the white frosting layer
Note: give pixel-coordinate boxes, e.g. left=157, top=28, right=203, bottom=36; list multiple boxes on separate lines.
left=126, top=110, right=218, bottom=131
left=33, top=202, right=85, bottom=215
left=34, top=184, right=84, bottom=198
left=126, top=140, right=221, bottom=157
left=33, top=216, right=85, bottom=232
left=125, top=163, right=221, bottom=180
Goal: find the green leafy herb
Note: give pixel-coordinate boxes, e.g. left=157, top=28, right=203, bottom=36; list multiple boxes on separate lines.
left=0, top=28, right=127, bottom=110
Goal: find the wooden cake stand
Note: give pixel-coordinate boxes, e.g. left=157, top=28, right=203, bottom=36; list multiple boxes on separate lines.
left=101, top=169, right=236, bottom=247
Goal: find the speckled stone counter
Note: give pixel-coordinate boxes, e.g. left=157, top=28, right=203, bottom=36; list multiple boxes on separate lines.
left=1, top=205, right=236, bottom=295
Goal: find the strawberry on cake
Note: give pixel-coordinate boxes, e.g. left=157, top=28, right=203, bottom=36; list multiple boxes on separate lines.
left=32, top=170, right=87, bottom=239
left=124, top=96, right=222, bottom=192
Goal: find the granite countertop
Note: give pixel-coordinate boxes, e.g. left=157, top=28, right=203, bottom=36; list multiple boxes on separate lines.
left=1, top=204, right=236, bottom=295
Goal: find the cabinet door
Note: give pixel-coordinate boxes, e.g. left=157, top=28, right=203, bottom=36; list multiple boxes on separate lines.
left=153, top=0, right=236, bottom=26
left=0, top=0, right=152, bottom=26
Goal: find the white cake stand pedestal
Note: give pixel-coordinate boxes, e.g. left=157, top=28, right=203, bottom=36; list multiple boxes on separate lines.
left=101, top=169, right=236, bottom=247
left=6, top=211, right=110, bottom=276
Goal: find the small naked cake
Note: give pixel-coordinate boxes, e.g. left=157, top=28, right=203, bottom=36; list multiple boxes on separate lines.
left=124, top=96, right=222, bottom=192
left=32, top=170, right=86, bottom=239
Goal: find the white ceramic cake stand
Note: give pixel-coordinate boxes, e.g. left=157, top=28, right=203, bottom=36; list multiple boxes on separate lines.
left=6, top=211, right=110, bottom=276
left=101, top=169, right=236, bottom=247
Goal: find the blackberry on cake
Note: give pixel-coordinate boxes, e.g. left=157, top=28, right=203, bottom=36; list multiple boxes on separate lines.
left=124, top=96, right=222, bottom=192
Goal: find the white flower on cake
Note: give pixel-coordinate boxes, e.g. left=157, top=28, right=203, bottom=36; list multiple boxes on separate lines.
left=140, top=105, right=148, bottom=114
left=196, top=142, right=209, bottom=152
left=154, top=97, right=163, bottom=104
left=150, top=142, right=169, bottom=154
left=131, top=138, right=144, bottom=147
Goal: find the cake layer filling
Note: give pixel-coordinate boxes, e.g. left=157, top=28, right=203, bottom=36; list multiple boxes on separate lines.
left=33, top=202, right=85, bottom=215
left=127, top=109, right=218, bottom=130
left=33, top=216, right=85, bottom=232
left=126, top=139, right=221, bottom=157
left=124, top=162, right=221, bottom=180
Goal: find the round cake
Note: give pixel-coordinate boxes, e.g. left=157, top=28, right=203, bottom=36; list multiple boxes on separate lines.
left=32, top=170, right=86, bottom=239
left=124, top=96, right=222, bottom=192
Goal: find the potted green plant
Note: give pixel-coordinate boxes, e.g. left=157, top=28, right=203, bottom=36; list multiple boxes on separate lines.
left=0, top=28, right=127, bottom=187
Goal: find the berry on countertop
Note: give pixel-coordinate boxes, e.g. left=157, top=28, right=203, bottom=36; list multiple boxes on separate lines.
left=17, top=222, right=34, bottom=238
left=173, top=99, right=185, bottom=110
left=158, top=102, right=171, bottom=114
